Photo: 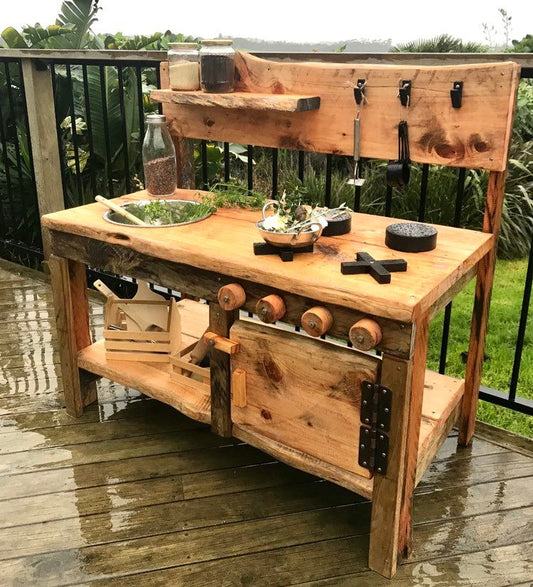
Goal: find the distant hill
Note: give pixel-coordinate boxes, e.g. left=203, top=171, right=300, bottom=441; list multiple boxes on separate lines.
left=228, top=37, right=392, bottom=53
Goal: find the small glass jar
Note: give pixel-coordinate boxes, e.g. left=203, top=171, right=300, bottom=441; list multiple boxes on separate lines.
left=142, top=114, right=177, bottom=197
left=200, top=39, right=235, bottom=93
left=168, top=42, right=200, bottom=91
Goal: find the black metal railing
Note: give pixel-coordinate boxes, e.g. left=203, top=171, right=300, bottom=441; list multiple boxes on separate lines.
left=0, top=57, right=42, bottom=267
left=0, top=50, right=531, bottom=418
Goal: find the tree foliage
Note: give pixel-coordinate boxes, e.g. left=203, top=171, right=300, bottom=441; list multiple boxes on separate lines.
left=392, top=33, right=487, bottom=53
left=512, top=34, right=533, bottom=53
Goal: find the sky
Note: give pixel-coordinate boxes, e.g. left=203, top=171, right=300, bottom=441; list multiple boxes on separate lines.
left=1, top=0, right=532, bottom=46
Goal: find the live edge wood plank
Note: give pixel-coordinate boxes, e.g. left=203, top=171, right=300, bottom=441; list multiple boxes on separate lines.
left=151, top=89, right=321, bottom=112
left=159, top=54, right=520, bottom=171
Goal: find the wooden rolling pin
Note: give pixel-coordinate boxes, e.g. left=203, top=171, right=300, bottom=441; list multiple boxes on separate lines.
left=188, top=327, right=211, bottom=366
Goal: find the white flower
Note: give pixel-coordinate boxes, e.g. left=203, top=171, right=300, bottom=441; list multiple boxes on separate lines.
left=263, top=212, right=289, bottom=231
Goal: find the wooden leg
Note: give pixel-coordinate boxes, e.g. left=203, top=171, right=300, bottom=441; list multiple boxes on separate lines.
left=49, top=255, right=97, bottom=417
left=458, top=252, right=495, bottom=446
left=369, top=316, right=428, bottom=578
left=459, top=171, right=507, bottom=446
left=209, top=303, right=237, bottom=437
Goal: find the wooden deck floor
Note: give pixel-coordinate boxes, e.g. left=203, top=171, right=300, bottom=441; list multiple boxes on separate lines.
left=0, top=258, right=532, bottom=586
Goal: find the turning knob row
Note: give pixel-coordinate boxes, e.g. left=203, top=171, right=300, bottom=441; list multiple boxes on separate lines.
left=216, top=285, right=383, bottom=350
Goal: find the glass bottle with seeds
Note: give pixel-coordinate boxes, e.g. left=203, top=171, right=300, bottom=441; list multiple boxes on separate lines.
left=168, top=42, right=200, bottom=91
left=200, top=39, right=235, bottom=93
left=142, top=114, right=177, bottom=197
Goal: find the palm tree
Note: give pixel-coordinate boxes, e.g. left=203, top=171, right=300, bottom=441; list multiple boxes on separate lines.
left=391, top=33, right=487, bottom=53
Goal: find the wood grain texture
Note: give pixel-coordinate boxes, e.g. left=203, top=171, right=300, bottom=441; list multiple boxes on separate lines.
left=231, top=368, right=247, bottom=408
left=368, top=355, right=411, bottom=577
left=459, top=171, right=508, bottom=446
left=48, top=255, right=95, bottom=417
left=157, top=54, right=520, bottom=171
left=369, top=315, right=429, bottom=578
left=301, top=306, right=333, bottom=337
left=217, top=283, right=246, bottom=310
left=398, top=315, right=430, bottom=556
left=209, top=303, right=237, bottom=437
left=256, top=294, right=286, bottom=323
left=230, top=320, right=380, bottom=478
left=45, top=222, right=414, bottom=358
left=42, top=189, right=492, bottom=324
left=151, top=89, right=321, bottom=112
left=349, top=318, right=382, bottom=351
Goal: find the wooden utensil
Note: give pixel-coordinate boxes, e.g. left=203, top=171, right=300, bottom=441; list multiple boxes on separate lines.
left=94, top=278, right=166, bottom=332
left=95, top=195, right=147, bottom=226
left=347, top=112, right=365, bottom=187
left=93, top=279, right=142, bottom=332
left=133, top=280, right=166, bottom=302
left=131, top=280, right=170, bottom=331
left=116, top=302, right=167, bottom=332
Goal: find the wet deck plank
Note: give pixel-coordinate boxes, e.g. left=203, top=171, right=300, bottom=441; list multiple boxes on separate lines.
left=0, top=258, right=531, bottom=586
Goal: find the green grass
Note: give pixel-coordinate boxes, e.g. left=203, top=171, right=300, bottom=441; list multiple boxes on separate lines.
left=428, top=258, right=532, bottom=438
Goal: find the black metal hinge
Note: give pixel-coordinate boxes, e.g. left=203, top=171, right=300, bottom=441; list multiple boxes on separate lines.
left=358, top=381, right=392, bottom=475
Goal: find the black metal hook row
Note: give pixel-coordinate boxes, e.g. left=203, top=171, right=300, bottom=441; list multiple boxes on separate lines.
left=355, top=79, right=462, bottom=108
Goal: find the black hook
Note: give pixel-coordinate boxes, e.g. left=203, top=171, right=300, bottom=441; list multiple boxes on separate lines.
left=450, top=81, right=463, bottom=108
left=398, top=80, right=411, bottom=107
left=354, top=79, right=367, bottom=105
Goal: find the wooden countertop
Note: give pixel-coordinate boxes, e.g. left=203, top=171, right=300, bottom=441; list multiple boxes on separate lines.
left=42, top=189, right=492, bottom=322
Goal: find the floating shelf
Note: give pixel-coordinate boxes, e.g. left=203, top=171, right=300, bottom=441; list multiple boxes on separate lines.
left=150, top=89, right=321, bottom=113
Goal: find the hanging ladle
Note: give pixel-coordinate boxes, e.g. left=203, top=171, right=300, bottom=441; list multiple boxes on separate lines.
left=347, top=111, right=365, bottom=187
left=386, top=120, right=411, bottom=188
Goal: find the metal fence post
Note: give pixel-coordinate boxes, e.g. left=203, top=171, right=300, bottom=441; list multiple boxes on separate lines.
left=21, top=58, right=64, bottom=259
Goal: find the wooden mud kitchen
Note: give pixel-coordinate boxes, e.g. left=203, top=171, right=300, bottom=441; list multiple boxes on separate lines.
left=42, top=54, right=520, bottom=578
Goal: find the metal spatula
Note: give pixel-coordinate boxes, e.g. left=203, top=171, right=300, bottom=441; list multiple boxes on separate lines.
left=348, top=113, right=365, bottom=187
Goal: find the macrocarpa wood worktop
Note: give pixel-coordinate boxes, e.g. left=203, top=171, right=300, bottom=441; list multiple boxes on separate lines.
left=42, top=189, right=491, bottom=324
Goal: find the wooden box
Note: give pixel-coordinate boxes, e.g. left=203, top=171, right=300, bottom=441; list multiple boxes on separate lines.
left=170, top=341, right=211, bottom=394
left=103, top=298, right=181, bottom=362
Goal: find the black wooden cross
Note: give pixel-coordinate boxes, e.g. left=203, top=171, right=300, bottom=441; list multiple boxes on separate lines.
left=341, top=251, right=407, bottom=284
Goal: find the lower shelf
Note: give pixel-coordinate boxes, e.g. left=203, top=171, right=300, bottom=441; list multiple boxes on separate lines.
left=78, top=329, right=463, bottom=496
left=78, top=340, right=211, bottom=424
left=417, top=370, right=464, bottom=484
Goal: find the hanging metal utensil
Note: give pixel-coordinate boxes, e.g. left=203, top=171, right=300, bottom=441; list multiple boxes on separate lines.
left=386, top=120, right=411, bottom=188
left=348, top=111, right=365, bottom=187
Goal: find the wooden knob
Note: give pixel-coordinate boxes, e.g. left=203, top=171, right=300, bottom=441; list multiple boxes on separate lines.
left=349, top=318, right=382, bottom=351
left=301, top=306, right=333, bottom=337
left=218, top=283, right=246, bottom=310
left=256, top=295, right=286, bottom=323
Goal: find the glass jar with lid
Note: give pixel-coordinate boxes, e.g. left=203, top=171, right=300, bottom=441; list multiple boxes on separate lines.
left=199, top=39, right=235, bottom=93
left=142, top=114, right=177, bottom=197
left=168, top=42, right=200, bottom=91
